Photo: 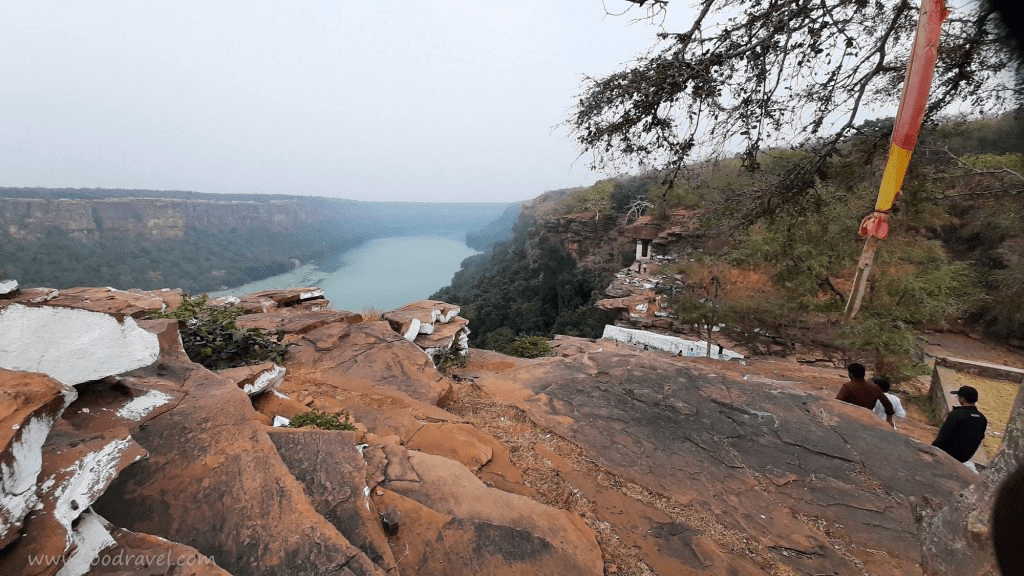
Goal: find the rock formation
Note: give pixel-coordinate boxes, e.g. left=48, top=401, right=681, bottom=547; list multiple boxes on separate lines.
left=0, top=284, right=1001, bottom=575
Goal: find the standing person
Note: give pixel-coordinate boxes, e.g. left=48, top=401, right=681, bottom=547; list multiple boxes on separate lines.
left=871, top=376, right=907, bottom=422
left=836, top=363, right=895, bottom=428
left=932, top=385, right=988, bottom=463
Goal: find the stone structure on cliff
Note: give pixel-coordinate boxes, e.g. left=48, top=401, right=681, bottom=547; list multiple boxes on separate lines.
left=0, top=282, right=1003, bottom=575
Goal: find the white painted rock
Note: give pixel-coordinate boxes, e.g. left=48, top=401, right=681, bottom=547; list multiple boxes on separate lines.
left=0, top=369, right=78, bottom=549
left=217, top=363, right=287, bottom=397
left=0, top=305, right=160, bottom=386
left=0, top=279, right=18, bottom=296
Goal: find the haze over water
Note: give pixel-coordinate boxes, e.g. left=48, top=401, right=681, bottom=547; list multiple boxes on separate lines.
left=212, top=235, right=479, bottom=312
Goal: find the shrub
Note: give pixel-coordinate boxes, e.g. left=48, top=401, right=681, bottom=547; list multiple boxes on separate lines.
left=432, top=347, right=469, bottom=375
left=288, top=410, right=356, bottom=431
left=149, top=294, right=288, bottom=370
left=497, top=335, right=552, bottom=359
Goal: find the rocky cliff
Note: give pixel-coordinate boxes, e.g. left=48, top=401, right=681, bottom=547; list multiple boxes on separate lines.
left=0, top=283, right=1000, bottom=575
left=0, top=197, right=311, bottom=240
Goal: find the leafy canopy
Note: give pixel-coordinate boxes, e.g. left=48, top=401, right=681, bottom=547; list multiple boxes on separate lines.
left=570, top=0, right=1019, bottom=187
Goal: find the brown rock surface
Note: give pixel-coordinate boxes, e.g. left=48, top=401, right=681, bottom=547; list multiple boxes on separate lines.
left=92, top=318, right=387, bottom=576
left=376, top=447, right=603, bottom=576
left=0, top=422, right=147, bottom=576
left=90, top=520, right=232, bottom=576
left=41, top=287, right=180, bottom=319
left=0, top=369, right=77, bottom=549
left=235, top=308, right=361, bottom=335
left=268, top=429, right=398, bottom=574
left=237, top=288, right=326, bottom=313
left=285, top=319, right=453, bottom=409
left=460, top=336, right=979, bottom=576
left=406, top=422, right=493, bottom=471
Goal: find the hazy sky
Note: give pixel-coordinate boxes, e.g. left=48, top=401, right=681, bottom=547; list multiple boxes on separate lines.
left=1, top=1, right=687, bottom=203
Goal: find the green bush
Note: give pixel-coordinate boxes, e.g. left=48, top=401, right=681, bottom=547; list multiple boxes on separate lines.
left=149, top=294, right=288, bottom=370
left=288, top=410, right=356, bottom=431
left=432, top=347, right=469, bottom=375
left=496, top=335, right=553, bottom=359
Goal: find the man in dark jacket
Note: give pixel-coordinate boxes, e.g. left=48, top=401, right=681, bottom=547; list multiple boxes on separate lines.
left=932, top=385, right=988, bottom=463
left=836, top=363, right=895, bottom=428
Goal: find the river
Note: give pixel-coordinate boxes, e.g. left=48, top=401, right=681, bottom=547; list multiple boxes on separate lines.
left=210, top=235, right=479, bottom=313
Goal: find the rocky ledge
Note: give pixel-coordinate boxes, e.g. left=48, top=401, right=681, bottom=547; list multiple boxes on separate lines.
left=0, top=283, right=996, bottom=575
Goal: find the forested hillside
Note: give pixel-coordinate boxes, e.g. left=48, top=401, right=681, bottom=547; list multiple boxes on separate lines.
left=434, top=112, right=1024, bottom=371
left=0, top=189, right=508, bottom=293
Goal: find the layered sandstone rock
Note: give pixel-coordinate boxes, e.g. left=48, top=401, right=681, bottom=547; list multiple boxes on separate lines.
left=0, top=370, right=77, bottom=549
left=382, top=300, right=469, bottom=358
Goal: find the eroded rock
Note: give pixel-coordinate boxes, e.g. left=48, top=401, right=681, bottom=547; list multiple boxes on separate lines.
left=0, top=369, right=77, bottom=549
left=217, top=363, right=286, bottom=396
left=377, top=448, right=603, bottom=576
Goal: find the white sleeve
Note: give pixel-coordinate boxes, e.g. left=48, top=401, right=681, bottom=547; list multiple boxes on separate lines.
left=888, top=394, right=906, bottom=418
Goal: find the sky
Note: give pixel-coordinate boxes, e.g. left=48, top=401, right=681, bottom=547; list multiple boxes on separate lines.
left=0, top=1, right=688, bottom=203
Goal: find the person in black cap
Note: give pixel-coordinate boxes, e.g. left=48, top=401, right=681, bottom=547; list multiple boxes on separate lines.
left=931, top=385, right=987, bottom=463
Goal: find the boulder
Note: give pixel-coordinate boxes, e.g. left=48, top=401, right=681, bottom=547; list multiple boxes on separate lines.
left=0, top=280, right=17, bottom=297
left=268, top=429, right=397, bottom=574
left=286, top=320, right=452, bottom=408
left=0, top=423, right=147, bottom=576
left=375, top=447, right=603, bottom=576
left=217, top=362, right=285, bottom=396
left=0, top=369, right=77, bottom=549
left=92, top=319, right=388, bottom=576
left=382, top=300, right=460, bottom=332
left=382, top=301, right=470, bottom=357
left=0, top=305, right=160, bottom=386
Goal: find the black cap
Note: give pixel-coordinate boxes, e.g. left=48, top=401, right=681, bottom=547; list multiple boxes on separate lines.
left=951, top=385, right=979, bottom=403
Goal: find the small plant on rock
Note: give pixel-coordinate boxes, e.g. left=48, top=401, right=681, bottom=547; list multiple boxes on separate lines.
left=432, top=347, right=469, bottom=375
left=148, top=294, right=288, bottom=370
left=288, top=410, right=356, bottom=431
left=496, top=335, right=552, bottom=359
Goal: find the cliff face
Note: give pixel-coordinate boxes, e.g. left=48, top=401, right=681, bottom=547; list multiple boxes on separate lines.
left=0, top=198, right=309, bottom=240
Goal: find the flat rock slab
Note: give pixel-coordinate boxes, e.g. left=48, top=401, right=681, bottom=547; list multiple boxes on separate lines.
left=236, top=309, right=361, bottom=335
left=41, top=287, right=179, bottom=319
left=468, top=339, right=978, bottom=576
left=0, top=305, right=160, bottom=386
left=269, top=429, right=397, bottom=574
left=377, top=448, right=603, bottom=576
left=286, top=320, right=452, bottom=408
left=0, top=280, right=18, bottom=296
left=0, top=369, right=77, bottom=549
left=238, top=288, right=326, bottom=313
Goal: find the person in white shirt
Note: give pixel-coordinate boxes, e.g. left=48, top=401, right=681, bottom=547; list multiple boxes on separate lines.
left=872, top=376, right=906, bottom=421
